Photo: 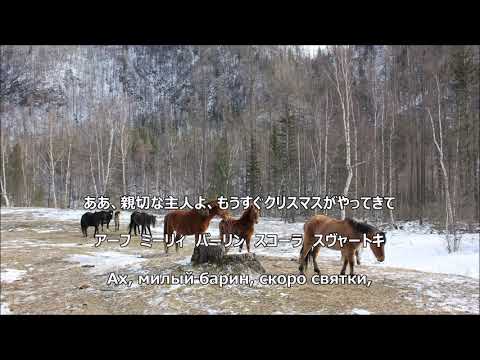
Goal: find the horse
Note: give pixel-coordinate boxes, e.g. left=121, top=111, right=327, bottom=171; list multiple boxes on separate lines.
left=80, top=211, right=103, bottom=237
left=114, top=210, right=121, bottom=231
left=141, top=213, right=156, bottom=236
left=299, top=215, right=386, bottom=275
left=219, top=204, right=260, bottom=253
left=129, top=211, right=156, bottom=237
left=98, top=210, right=113, bottom=231
left=163, top=199, right=229, bottom=254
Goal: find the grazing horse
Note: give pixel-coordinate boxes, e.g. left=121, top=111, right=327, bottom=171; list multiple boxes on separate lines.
left=80, top=211, right=102, bottom=237
left=141, top=214, right=156, bottom=236
left=163, top=200, right=229, bottom=254
left=299, top=215, right=386, bottom=275
left=98, top=210, right=113, bottom=231
left=219, top=204, right=260, bottom=253
left=129, top=211, right=156, bottom=237
left=114, top=210, right=121, bottom=231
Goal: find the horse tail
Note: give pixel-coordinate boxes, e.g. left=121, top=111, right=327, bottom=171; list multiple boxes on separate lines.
left=163, top=213, right=169, bottom=237
left=128, top=215, right=134, bottom=234
left=80, top=216, right=87, bottom=235
left=299, top=244, right=313, bottom=271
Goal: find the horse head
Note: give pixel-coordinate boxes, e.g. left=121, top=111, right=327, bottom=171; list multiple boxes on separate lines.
left=195, top=207, right=210, bottom=217
left=369, top=230, right=386, bottom=262
left=249, top=205, right=260, bottom=224
left=150, top=215, right=156, bottom=227
left=205, top=199, right=229, bottom=218
left=347, top=218, right=386, bottom=262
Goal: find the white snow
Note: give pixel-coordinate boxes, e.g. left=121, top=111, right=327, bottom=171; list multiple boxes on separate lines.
left=2, top=207, right=479, bottom=279
left=249, top=218, right=479, bottom=279
left=351, top=308, right=371, bottom=315
left=359, top=224, right=479, bottom=279
left=1, top=303, right=12, bottom=315
left=65, top=251, right=146, bottom=274
left=1, top=269, right=27, bottom=283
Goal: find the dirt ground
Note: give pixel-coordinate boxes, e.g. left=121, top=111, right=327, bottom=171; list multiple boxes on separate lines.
left=1, top=211, right=479, bottom=315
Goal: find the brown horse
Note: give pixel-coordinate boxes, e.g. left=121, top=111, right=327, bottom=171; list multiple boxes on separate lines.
left=219, top=204, right=260, bottom=253
left=299, top=215, right=386, bottom=275
left=163, top=199, right=229, bottom=254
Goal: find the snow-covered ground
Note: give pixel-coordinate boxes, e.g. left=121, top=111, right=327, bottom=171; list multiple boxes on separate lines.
left=65, top=251, right=146, bottom=275
left=1, top=268, right=27, bottom=283
left=1, top=207, right=479, bottom=279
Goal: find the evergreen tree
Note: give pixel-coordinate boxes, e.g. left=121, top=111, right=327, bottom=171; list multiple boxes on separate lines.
left=209, top=134, right=230, bottom=198
left=8, top=143, right=24, bottom=206
left=246, top=134, right=261, bottom=197
left=269, top=124, right=282, bottom=196
left=278, top=106, right=298, bottom=222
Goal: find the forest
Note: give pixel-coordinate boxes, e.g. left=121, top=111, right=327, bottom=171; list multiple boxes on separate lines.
left=1, top=45, right=479, bottom=239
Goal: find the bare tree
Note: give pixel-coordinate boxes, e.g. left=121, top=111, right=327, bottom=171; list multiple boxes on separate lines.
left=328, top=46, right=354, bottom=219
left=428, top=74, right=457, bottom=252
left=0, top=130, right=10, bottom=206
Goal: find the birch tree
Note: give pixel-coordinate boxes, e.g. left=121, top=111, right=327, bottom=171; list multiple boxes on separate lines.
left=328, top=45, right=354, bottom=219
left=428, top=74, right=457, bottom=252
left=0, top=130, right=10, bottom=206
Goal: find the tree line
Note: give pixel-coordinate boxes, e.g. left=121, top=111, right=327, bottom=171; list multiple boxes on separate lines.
left=1, top=45, right=479, bottom=241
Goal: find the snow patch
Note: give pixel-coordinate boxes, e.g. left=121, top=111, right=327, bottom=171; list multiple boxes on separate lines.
left=351, top=308, right=371, bottom=315
left=1, top=269, right=27, bottom=283
left=65, top=251, right=146, bottom=274
left=1, top=303, right=12, bottom=315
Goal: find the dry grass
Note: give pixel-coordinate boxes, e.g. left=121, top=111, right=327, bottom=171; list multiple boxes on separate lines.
left=1, top=212, right=478, bottom=315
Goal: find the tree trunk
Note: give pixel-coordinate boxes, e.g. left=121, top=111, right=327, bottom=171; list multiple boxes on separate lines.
left=89, top=143, right=99, bottom=197
left=64, top=142, right=71, bottom=208
left=0, top=135, right=9, bottom=206
left=428, top=75, right=457, bottom=252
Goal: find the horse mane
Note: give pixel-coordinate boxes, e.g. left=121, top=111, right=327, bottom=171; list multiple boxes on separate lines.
left=239, top=205, right=255, bottom=222
left=345, top=218, right=377, bottom=235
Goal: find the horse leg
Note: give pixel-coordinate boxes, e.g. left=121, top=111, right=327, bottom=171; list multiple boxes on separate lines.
left=164, top=232, right=170, bottom=254
left=246, top=235, right=251, bottom=253
left=340, top=250, right=349, bottom=275
left=193, top=233, right=199, bottom=252
left=312, top=246, right=321, bottom=274
left=298, top=245, right=311, bottom=275
left=148, top=225, right=152, bottom=237
left=348, top=253, right=355, bottom=275
left=174, top=233, right=182, bottom=253
left=355, top=248, right=361, bottom=265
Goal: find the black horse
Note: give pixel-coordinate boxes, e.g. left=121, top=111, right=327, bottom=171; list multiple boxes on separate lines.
left=98, top=210, right=113, bottom=231
left=80, top=211, right=103, bottom=237
left=129, top=211, right=156, bottom=237
left=114, top=210, right=121, bottom=231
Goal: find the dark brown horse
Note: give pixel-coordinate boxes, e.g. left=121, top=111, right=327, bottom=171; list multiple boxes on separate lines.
left=163, top=200, right=228, bottom=254
left=299, top=215, right=386, bottom=275
left=219, top=204, right=260, bottom=253
left=129, top=211, right=156, bottom=237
